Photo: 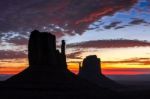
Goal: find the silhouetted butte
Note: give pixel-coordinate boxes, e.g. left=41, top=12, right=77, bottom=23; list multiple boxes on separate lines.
left=6, top=30, right=68, bottom=84
left=79, top=55, right=120, bottom=89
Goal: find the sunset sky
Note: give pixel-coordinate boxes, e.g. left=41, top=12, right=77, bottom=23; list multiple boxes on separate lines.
left=0, top=0, right=150, bottom=76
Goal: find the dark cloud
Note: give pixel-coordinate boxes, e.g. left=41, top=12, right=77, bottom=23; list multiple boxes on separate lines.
left=67, top=39, right=150, bottom=48
left=67, top=51, right=83, bottom=59
left=104, top=18, right=149, bottom=30
left=114, top=26, right=125, bottom=29
left=0, top=50, right=27, bottom=59
left=7, top=36, right=28, bottom=45
left=114, top=25, right=130, bottom=29
left=104, top=21, right=121, bottom=29
left=0, top=0, right=138, bottom=36
left=129, top=18, right=148, bottom=25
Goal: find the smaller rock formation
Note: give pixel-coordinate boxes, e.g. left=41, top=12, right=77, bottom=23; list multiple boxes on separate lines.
left=79, top=55, right=120, bottom=89
left=79, top=55, right=102, bottom=77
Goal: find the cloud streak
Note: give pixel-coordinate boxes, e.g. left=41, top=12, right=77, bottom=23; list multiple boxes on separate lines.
left=129, top=18, right=148, bottom=25
left=67, top=39, right=150, bottom=48
left=67, top=51, right=83, bottom=59
left=103, top=58, right=150, bottom=65
left=0, top=50, right=27, bottom=59
left=104, top=21, right=121, bottom=29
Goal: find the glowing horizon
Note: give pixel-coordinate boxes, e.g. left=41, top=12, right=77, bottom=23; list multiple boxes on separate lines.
left=1, top=61, right=150, bottom=75
left=1, top=46, right=150, bottom=76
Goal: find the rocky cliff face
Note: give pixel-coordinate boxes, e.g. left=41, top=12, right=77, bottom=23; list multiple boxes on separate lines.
left=28, top=30, right=67, bottom=72
left=28, top=30, right=57, bottom=69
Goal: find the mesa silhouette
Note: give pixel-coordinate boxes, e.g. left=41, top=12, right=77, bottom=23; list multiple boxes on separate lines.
left=79, top=55, right=120, bottom=89
left=0, top=30, right=116, bottom=99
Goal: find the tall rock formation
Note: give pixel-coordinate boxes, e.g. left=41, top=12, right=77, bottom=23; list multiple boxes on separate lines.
left=6, top=30, right=69, bottom=83
left=28, top=30, right=57, bottom=69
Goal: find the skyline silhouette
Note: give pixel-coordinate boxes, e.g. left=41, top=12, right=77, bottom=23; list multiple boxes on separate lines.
left=0, top=30, right=118, bottom=99
left=0, top=30, right=150, bottom=99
